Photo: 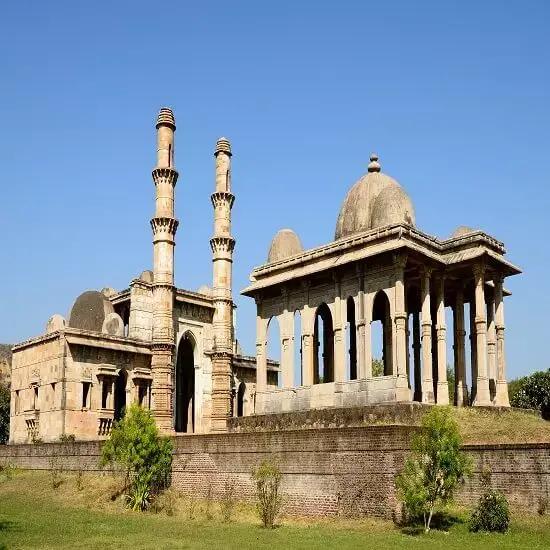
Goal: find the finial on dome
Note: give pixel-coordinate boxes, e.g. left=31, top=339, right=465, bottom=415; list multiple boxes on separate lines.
left=156, top=107, right=176, bottom=130
left=215, top=137, right=232, bottom=156
left=368, top=153, right=381, bottom=173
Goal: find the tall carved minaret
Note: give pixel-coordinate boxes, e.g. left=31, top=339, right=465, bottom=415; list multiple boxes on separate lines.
left=210, top=137, right=235, bottom=432
left=150, top=108, right=179, bottom=432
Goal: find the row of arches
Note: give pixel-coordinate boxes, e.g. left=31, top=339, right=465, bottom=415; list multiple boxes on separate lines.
left=265, top=291, right=393, bottom=387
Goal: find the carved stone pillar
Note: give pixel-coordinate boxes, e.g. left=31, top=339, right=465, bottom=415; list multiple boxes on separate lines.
left=356, top=271, right=366, bottom=380
left=364, top=292, right=373, bottom=379
left=420, top=268, right=434, bottom=403
left=473, top=264, right=491, bottom=406
left=453, top=286, right=468, bottom=406
left=494, top=275, right=511, bottom=407
left=470, top=300, right=477, bottom=403
left=435, top=275, right=449, bottom=405
left=255, top=307, right=267, bottom=392
left=280, top=310, right=295, bottom=389
left=333, top=276, right=346, bottom=383
left=412, top=310, right=421, bottom=401
left=486, top=294, right=497, bottom=402
left=394, top=254, right=410, bottom=400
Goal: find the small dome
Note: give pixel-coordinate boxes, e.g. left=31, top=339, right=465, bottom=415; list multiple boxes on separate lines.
left=371, top=186, right=415, bottom=229
left=335, top=154, right=415, bottom=240
left=451, top=225, right=476, bottom=238
left=268, top=229, right=303, bottom=263
left=139, top=270, right=154, bottom=283
left=68, top=291, right=115, bottom=332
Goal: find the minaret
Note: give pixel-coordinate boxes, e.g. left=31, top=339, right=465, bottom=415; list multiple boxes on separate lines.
left=210, top=137, right=235, bottom=432
left=150, top=108, right=179, bottom=432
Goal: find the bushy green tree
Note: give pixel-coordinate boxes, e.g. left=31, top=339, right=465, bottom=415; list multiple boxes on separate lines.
left=372, top=358, right=384, bottom=377
left=396, top=407, right=471, bottom=532
left=0, top=384, right=10, bottom=444
left=509, top=369, right=550, bottom=419
left=470, top=489, right=510, bottom=533
left=100, top=404, right=173, bottom=511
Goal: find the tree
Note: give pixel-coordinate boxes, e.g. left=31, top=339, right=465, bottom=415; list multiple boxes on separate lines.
left=253, top=460, right=282, bottom=528
left=396, top=407, right=471, bottom=532
left=0, top=383, right=9, bottom=444
left=372, top=358, right=384, bottom=377
left=100, top=404, right=173, bottom=511
left=509, top=369, right=550, bottom=419
left=446, top=365, right=455, bottom=400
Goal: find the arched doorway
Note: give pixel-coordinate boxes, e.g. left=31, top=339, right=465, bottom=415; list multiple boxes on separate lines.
left=313, top=303, right=334, bottom=383
left=237, top=382, right=246, bottom=417
left=175, top=333, right=195, bottom=433
left=372, top=291, right=393, bottom=376
left=114, top=369, right=127, bottom=421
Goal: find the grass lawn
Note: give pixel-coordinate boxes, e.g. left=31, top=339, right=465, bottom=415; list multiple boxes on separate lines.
left=1, top=471, right=550, bottom=549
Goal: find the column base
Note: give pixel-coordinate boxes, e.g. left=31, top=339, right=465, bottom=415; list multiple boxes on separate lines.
left=494, top=380, right=511, bottom=407
left=395, top=375, right=411, bottom=402
left=472, top=377, right=492, bottom=406
left=436, top=381, right=449, bottom=405
left=455, top=382, right=469, bottom=407
left=421, top=381, right=435, bottom=404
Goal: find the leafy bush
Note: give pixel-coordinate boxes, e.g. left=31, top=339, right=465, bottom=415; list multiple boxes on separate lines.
left=470, top=489, right=510, bottom=533
left=221, top=477, right=237, bottom=522
left=253, top=460, right=282, bottom=528
left=59, top=433, right=76, bottom=443
left=509, top=369, right=550, bottom=419
left=100, top=404, right=173, bottom=511
left=396, top=407, right=471, bottom=532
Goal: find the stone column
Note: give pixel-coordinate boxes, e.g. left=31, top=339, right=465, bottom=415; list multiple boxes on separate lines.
left=394, top=254, right=410, bottom=399
left=435, top=275, right=449, bottom=405
left=364, top=292, right=373, bottom=378
left=420, top=268, right=434, bottom=403
left=453, top=286, right=468, bottom=406
left=494, top=275, right=511, bottom=407
left=469, top=300, right=477, bottom=403
left=473, top=264, right=491, bottom=406
left=332, top=276, right=346, bottom=383
left=412, top=310, right=422, bottom=401
left=280, top=309, right=294, bottom=389
left=356, top=280, right=366, bottom=380
left=151, top=108, right=179, bottom=433
left=301, top=303, right=315, bottom=386
left=255, top=308, right=267, bottom=392
left=210, top=137, right=236, bottom=431
left=486, top=294, right=497, bottom=401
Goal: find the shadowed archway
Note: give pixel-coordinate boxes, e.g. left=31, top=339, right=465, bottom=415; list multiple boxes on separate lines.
left=175, top=333, right=196, bottom=433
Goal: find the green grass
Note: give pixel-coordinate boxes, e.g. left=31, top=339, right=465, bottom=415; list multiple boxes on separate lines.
left=1, top=471, right=550, bottom=549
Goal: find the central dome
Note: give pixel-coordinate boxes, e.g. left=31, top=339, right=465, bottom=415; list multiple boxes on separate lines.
left=334, top=154, right=415, bottom=240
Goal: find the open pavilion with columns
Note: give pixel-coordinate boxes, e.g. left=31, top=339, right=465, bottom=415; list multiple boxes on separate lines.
left=243, top=155, right=520, bottom=415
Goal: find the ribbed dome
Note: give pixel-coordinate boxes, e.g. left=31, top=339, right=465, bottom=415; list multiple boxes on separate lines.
left=334, top=154, right=415, bottom=240
left=268, top=229, right=303, bottom=263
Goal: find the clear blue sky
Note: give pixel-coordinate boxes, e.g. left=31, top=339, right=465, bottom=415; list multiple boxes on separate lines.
left=0, top=1, right=548, bottom=379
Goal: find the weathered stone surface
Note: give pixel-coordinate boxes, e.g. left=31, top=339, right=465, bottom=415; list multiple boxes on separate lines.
left=267, top=229, right=303, bottom=263
left=101, top=312, right=124, bottom=336
left=68, top=290, right=115, bottom=332
left=45, top=314, right=66, bottom=334
left=139, top=270, right=154, bottom=283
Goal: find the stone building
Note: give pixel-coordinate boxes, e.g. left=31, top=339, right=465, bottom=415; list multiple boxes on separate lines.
left=8, top=108, right=520, bottom=445
left=243, top=154, right=520, bottom=414
left=8, top=109, right=277, bottom=444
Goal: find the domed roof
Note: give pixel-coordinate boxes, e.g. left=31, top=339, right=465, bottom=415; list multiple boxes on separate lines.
left=268, top=229, right=303, bottom=263
left=334, top=154, right=415, bottom=240
left=68, top=290, right=115, bottom=332
left=451, top=225, right=476, bottom=238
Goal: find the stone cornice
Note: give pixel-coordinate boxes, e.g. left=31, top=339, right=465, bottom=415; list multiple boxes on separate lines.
left=152, top=167, right=179, bottom=186
left=210, top=236, right=235, bottom=254
left=211, top=191, right=235, bottom=209
left=242, top=223, right=521, bottom=296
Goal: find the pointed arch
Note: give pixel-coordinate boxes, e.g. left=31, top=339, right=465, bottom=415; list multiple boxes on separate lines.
left=372, top=291, right=393, bottom=376
left=175, top=331, right=196, bottom=433
left=237, top=382, right=246, bottom=417
left=313, top=303, right=334, bottom=383
left=114, top=369, right=127, bottom=421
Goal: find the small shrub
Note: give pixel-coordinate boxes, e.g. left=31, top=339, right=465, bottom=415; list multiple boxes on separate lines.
left=186, top=497, right=197, bottom=520
left=470, top=490, right=510, bottom=533
left=48, top=456, right=64, bottom=489
left=76, top=469, right=84, bottom=491
left=537, top=496, right=549, bottom=516
left=151, top=488, right=177, bottom=516
left=221, top=477, right=237, bottom=522
left=0, top=462, right=16, bottom=481
left=253, top=459, right=282, bottom=528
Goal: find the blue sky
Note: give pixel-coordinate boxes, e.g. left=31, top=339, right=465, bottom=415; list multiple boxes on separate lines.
left=0, top=1, right=548, bottom=379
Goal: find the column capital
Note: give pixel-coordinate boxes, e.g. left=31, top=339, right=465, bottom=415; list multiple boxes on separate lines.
left=473, top=262, right=486, bottom=277
left=393, top=252, right=408, bottom=270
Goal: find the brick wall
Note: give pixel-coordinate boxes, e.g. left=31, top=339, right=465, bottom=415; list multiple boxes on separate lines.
left=1, top=426, right=549, bottom=518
